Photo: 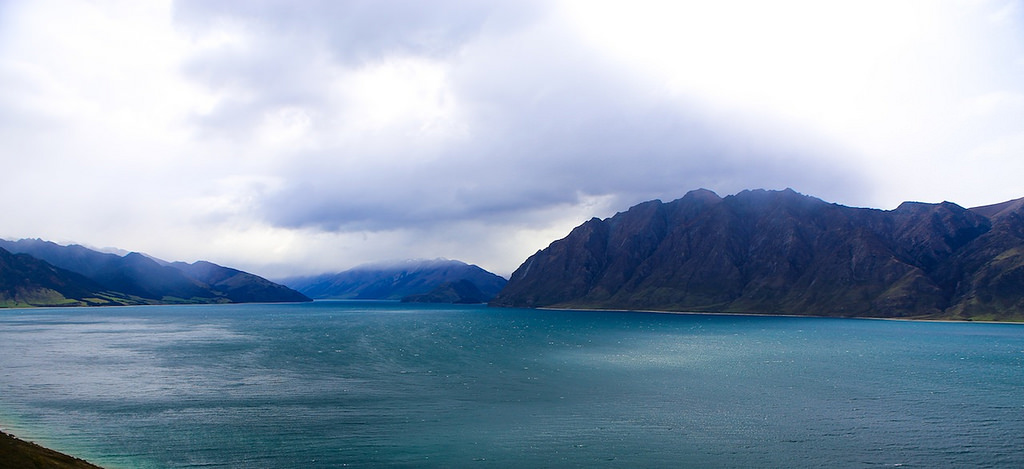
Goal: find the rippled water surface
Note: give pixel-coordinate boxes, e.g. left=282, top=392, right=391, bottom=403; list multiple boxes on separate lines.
left=1, top=301, right=1022, bottom=468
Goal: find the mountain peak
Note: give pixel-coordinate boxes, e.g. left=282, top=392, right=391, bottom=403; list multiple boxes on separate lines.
left=684, top=188, right=721, bottom=199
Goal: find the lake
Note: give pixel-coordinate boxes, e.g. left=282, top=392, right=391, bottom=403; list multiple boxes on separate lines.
left=1, top=301, right=1022, bottom=468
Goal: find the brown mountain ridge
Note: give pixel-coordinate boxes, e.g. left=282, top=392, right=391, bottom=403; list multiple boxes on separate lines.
left=491, top=189, right=1024, bottom=321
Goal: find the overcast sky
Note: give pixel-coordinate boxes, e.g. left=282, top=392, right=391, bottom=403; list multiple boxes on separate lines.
left=2, top=0, right=1023, bottom=278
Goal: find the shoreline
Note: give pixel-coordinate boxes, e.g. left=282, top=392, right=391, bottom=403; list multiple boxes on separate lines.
left=533, top=306, right=1024, bottom=324
left=0, top=429, right=104, bottom=469
left=5, top=300, right=1021, bottom=323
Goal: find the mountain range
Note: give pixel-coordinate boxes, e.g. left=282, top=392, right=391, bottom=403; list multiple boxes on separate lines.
left=491, top=189, right=1024, bottom=321
left=281, top=259, right=507, bottom=303
left=8, top=188, right=1024, bottom=318
left=0, top=239, right=310, bottom=307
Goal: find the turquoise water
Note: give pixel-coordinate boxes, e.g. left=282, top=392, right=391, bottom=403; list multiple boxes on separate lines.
left=0, top=301, right=1022, bottom=468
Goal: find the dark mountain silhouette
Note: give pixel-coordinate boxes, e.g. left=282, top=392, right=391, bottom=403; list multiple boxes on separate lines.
left=0, top=239, right=310, bottom=306
left=491, top=189, right=1024, bottom=320
left=283, top=259, right=507, bottom=301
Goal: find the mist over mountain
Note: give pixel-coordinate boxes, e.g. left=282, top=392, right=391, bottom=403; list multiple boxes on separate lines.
left=491, top=189, right=1024, bottom=321
left=0, top=239, right=309, bottom=306
left=282, top=259, right=507, bottom=302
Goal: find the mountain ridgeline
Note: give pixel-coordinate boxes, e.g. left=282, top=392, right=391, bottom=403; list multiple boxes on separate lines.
left=0, top=246, right=136, bottom=307
left=0, top=239, right=310, bottom=307
left=282, top=259, right=507, bottom=303
left=491, top=189, right=1024, bottom=321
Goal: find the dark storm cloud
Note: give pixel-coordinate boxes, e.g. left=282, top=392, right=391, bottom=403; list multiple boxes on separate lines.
left=172, top=0, right=866, bottom=233
left=259, top=91, right=861, bottom=232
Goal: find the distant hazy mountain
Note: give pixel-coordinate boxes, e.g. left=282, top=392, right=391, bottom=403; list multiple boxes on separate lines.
left=283, top=259, right=507, bottom=302
left=0, top=239, right=310, bottom=306
left=491, top=189, right=1024, bottom=321
left=401, top=279, right=490, bottom=304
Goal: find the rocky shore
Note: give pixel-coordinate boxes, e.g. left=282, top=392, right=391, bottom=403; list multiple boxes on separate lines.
left=0, top=430, right=103, bottom=469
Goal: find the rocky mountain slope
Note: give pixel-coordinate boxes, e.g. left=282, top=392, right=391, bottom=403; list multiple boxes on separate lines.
left=283, top=259, right=507, bottom=302
left=491, top=189, right=1024, bottom=320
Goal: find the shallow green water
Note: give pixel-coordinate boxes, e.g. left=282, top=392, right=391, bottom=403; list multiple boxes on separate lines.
left=1, top=301, right=1022, bottom=467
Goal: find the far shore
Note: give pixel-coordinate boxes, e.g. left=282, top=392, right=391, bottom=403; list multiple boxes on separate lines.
left=533, top=306, right=1024, bottom=324
left=5, top=300, right=1022, bottom=323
